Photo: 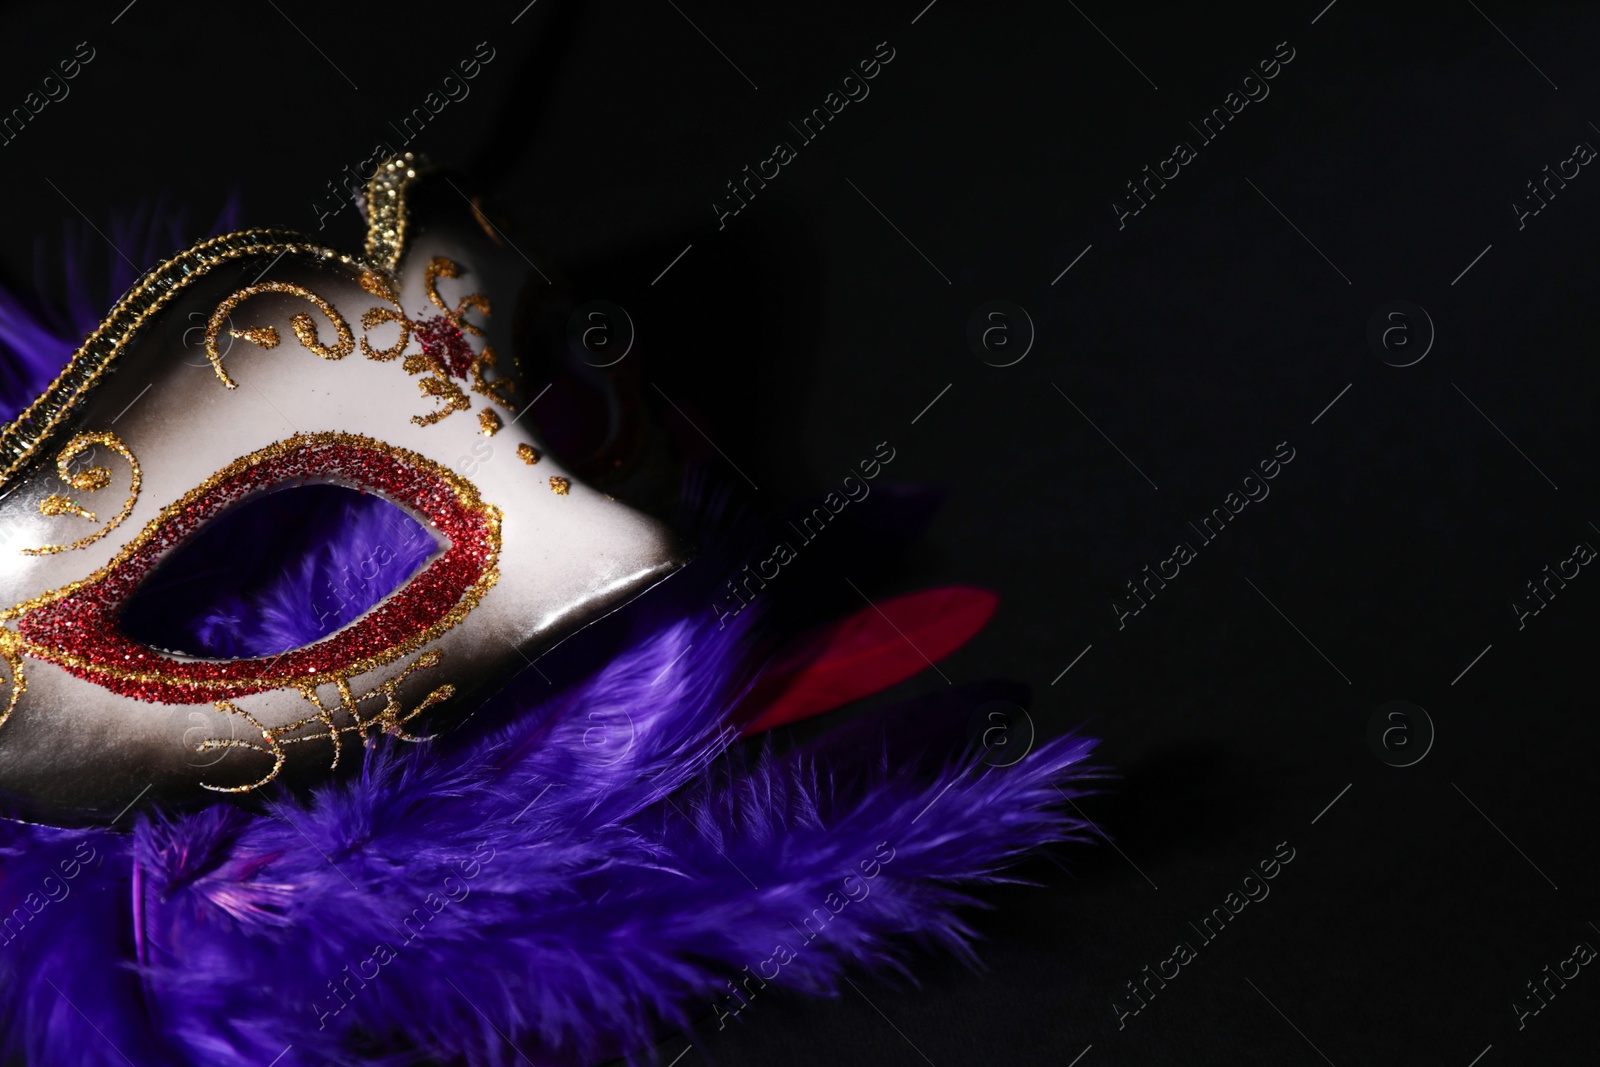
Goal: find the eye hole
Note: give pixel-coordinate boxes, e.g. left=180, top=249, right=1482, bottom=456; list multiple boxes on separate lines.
left=119, top=484, right=438, bottom=659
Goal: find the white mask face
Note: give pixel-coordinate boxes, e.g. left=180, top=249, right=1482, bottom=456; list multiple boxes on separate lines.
left=0, top=159, right=689, bottom=823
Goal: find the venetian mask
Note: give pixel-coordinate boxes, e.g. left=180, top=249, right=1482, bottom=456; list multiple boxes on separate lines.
left=0, top=156, right=689, bottom=824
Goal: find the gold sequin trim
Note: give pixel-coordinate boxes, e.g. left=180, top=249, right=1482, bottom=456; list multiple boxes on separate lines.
left=478, top=409, right=502, bottom=436
left=364, top=153, right=424, bottom=275
left=21, top=431, right=142, bottom=557
left=0, top=230, right=360, bottom=493
left=516, top=443, right=540, bottom=465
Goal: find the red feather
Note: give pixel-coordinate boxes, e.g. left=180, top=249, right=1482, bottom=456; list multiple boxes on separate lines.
left=735, top=585, right=999, bottom=735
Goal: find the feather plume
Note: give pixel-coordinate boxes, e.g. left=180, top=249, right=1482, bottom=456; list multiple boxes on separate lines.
left=0, top=216, right=1102, bottom=1066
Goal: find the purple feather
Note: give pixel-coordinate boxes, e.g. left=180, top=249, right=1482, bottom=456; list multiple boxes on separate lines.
left=0, top=210, right=1105, bottom=1066
left=120, top=485, right=437, bottom=659
left=0, top=587, right=1102, bottom=1067
left=0, top=455, right=1105, bottom=1065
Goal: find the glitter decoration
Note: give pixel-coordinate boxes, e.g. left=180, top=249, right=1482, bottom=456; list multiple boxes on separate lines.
left=549, top=476, right=570, bottom=495
left=197, top=647, right=455, bottom=793
left=414, top=315, right=476, bottom=380
left=423, top=256, right=490, bottom=337
left=205, top=281, right=356, bottom=387
left=365, top=256, right=512, bottom=418
left=478, top=409, right=502, bottom=436
left=357, top=269, right=400, bottom=304
left=0, top=230, right=362, bottom=492
left=0, top=641, right=24, bottom=733
left=21, top=431, right=142, bottom=557
left=364, top=153, right=422, bottom=275
left=38, top=495, right=92, bottom=520
left=470, top=343, right=517, bottom=409
left=359, top=304, right=411, bottom=361
left=516, top=444, right=540, bottom=465
left=2, top=432, right=502, bottom=705
left=401, top=350, right=472, bottom=426
left=207, top=255, right=514, bottom=429
left=0, top=162, right=521, bottom=490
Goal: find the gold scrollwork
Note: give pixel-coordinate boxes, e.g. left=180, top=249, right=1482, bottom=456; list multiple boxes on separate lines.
left=470, top=343, right=517, bottom=410
left=206, top=260, right=515, bottom=428
left=205, top=281, right=355, bottom=387
left=401, top=351, right=472, bottom=427
left=0, top=632, right=26, bottom=733
left=197, top=647, right=456, bottom=793
left=21, top=431, right=141, bottom=557
left=359, top=305, right=411, bottom=361
left=0, top=230, right=360, bottom=495
left=423, top=256, right=491, bottom=336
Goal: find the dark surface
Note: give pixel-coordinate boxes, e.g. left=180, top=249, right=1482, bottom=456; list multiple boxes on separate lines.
left=3, top=1, right=1598, bottom=1064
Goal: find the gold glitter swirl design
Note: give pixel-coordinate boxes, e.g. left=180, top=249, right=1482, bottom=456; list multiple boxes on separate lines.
left=470, top=342, right=517, bottom=410
left=198, top=647, right=455, bottom=793
left=419, top=256, right=514, bottom=409
left=358, top=269, right=400, bottom=304
left=0, top=632, right=25, bottom=734
left=204, top=282, right=357, bottom=387
left=21, top=432, right=142, bottom=557
left=0, top=230, right=360, bottom=494
left=424, top=256, right=491, bottom=337
left=0, top=433, right=502, bottom=704
left=205, top=258, right=514, bottom=428
left=400, top=352, right=472, bottom=427
left=359, top=310, right=411, bottom=361
left=364, top=153, right=424, bottom=275
left=39, top=495, right=92, bottom=520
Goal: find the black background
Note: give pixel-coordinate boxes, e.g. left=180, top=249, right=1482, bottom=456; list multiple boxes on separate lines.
left=4, top=1, right=1599, bottom=1065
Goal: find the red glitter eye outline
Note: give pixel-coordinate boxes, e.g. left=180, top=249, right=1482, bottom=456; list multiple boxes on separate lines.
left=0, top=432, right=501, bottom=705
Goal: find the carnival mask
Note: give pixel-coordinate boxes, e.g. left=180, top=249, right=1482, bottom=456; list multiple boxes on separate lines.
left=0, top=157, right=689, bottom=824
